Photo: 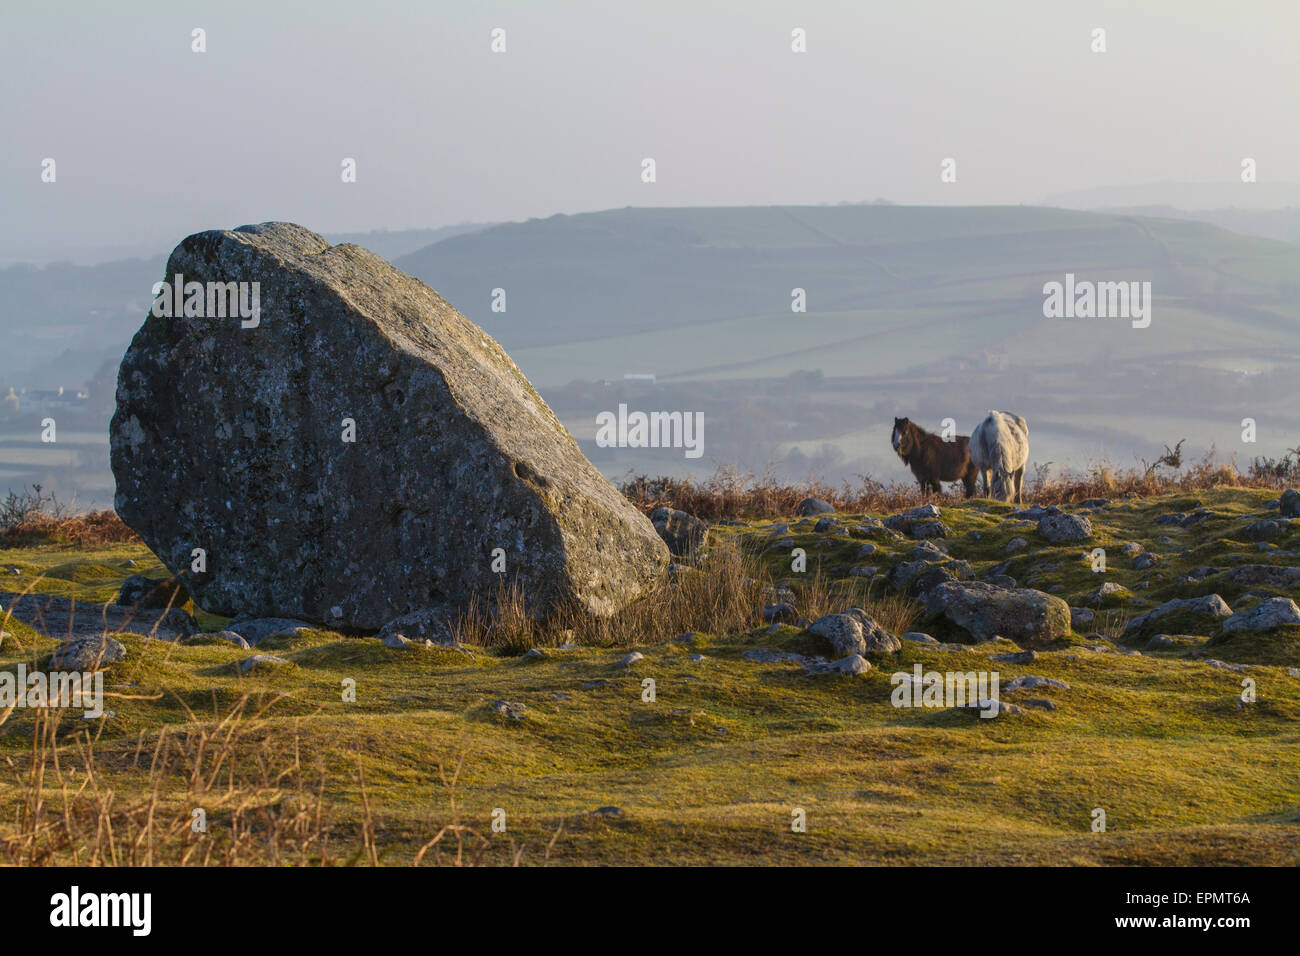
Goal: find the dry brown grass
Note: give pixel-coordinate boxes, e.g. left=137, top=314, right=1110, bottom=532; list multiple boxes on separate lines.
left=623, top=453, right=1288, bottom=521
left=449, top=536, right=921, bottom=650
left=2, top=509, right=139, bottom=548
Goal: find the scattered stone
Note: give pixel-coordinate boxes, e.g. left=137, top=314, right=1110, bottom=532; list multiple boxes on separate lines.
left=1005, top=537, right=1028, bottom=553
left=1145, top=634, right=1175, bottom=649
left=1002, top=675, right=1070, bottom=692
left=491, top=700, right=527, bottom=721
left=1219, top=597, right=1300, bottom=634
left=991, top=649, right=1037, bottom=664
left=884, top=504, right=941, bottom=534
left=115, top=574, right=189, bottom=609
left=813, top=516, right=841, bottom=534
left=924, top=581, right=1071, bottom=648
left=1037, top=512, right=1092, bottom=543
left=1021, top=699, right=1057, bottom=711
left=1085, top=582, right=1131, bottom=607
left=1069, top=607, right=1095, bottom=629
left=909, top=542, right=949, bottom=562
left=1121, top=541, right=1145, bottom=556
left=651, top=508, right=709, bottom=557
left=795, top=497, right=834, bottom=517
left=1133, top=553, right=1160, bottom=570
left=615, top=651, right=644, bottom=668
left=1240, top=519, right=1286, bottom=541
left=190, top=629, right=251, bottom=649
left=856, top=543, right=878, bottom=558
left=828, top=653, right=871, bottom=675
left=239, top=654, right=291, bottom=674
left=900, top=631, right=937, bottom=643
left=227, top=617, right=313, bottom=646
left=1123, top=594, right=1233, bottom=639
left=1225, top=565, right=1300, bottom=588
left=986, top=574, right=1017, bottom=589
left=522, top=647, right=548, bottom=660
left=375, top=609, right=460, bottom=647
left=808, top=609, right=901, bottom=656
left=911, top=521, right=951, bottom=539
left=49, top=634, right=127, bottom=671
left=976, top=698, right=1023, bottom=716
left=761, top=602, right=798, bottom=624
left=1280, top=489, right=1300, bottom=518
left=1154, top=513, right=1185, bottom=526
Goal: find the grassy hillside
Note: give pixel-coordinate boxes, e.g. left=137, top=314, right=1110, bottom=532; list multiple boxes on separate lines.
left=2, top=486, right=1297, bottom=865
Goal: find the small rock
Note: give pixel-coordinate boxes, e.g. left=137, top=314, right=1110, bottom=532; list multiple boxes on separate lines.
left=615, top=651, right=644, bottom=667
left=828, top=653, right=871, bottom=675
left=1219, top=597, right=1300, bottom=634
left=1279, top=489, right=1300, bottom=518
left=229, top=617, right=314, bottom=646
left=1005, top=537, right=1028, bottom=553
left=239, top=654, right=291, bottom=674
left=49, top=634, right=127, bottom=670
left=1037, top=512, right=1092, bottom=543
left=900, top=631, right=937, bottom=643
left=991, top=649, right=1037, bottom=664
left=491, top=700, right=527, bottom=721
left=1002, top=675, right=1070, bottom=692
left=795, top=497, right=835, bottom=517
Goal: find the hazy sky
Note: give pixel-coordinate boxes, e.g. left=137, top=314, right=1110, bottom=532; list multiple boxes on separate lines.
left=4, top=0, right=1298, bottom=260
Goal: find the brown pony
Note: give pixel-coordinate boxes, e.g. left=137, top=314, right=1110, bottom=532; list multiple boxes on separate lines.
left=891, top=417, right=979, bottom=497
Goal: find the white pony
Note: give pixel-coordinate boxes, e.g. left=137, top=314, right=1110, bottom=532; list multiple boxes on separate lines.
left=969, top=411, right=1029, bottom=503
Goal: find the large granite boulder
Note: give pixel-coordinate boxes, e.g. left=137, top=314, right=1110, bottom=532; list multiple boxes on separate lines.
left=111, top=223, right=669, bottom=630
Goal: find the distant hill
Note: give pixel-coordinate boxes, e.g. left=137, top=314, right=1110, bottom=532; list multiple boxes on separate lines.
left=394, top=204, right=1300, bottom=387
left=322, top=223, right=494, bottom=262
left=1058, top=206, right=1300, bottom=246
left=1042, top=181, right=1300, bottom=211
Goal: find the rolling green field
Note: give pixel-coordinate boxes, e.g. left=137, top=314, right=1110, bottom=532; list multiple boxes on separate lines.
left=1, top=486, right=1297, bottom=865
